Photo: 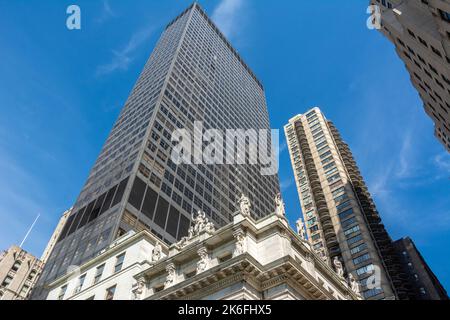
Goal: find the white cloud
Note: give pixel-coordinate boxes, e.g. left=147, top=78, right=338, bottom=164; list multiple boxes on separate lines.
left=212, top=0, right=244, bottom=39
left=280, top=178, right=295, bottom=191
left=96, top=26, right=155, bottom=76
left=96, top=0, right=116, bottom=24
left=434, top=152, right=450, bottom=174
left=396, top=130, right=413, bottom=178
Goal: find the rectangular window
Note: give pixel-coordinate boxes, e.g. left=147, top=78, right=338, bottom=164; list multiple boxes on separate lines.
left=318, top=145, right=330, bottom=155
left=323, top=163, right=335, bottom=172
left=74, top=274, right=86, bottom=294
left=334, top=193, right=349, bottom=204
left=363, top=288, right=383, bottom=299
left=311, top=233, right=321, bottom=241
left=1, top=275, right=13, bottom=287
left=316, top=140, right=327, bottom=150
left=336, top=200, right=351, bottom=212
left=351, top=243, right=368, bottom=256
left=307, top=217, right=317, bottom=227
left=341, top=216, right=357, bottom=229
left=327, top=173, right=340, bottom=183
left=58, top=285, right=68, bottom=300
left=19, top=285, right=29, bottom=297
left=339, top=208, right=354, bottom=220
left=94, top=264, right=105, bottom=284
left=114, top=253, right=126, bottom=273
left=314, top=136, right=326, bottom=144
left=344, top=225, right=360, bottom=237
left=332, top=186, right=345, bottom=197
left=313, top=242, right=323, bottom=250
left=353, top=253, right=371, bottom=265
left=321, top=156, right=334, bottom=165
left=356, top=264, right=374, bottom=276
left=105, top=285, right=116, bottom=300
left=320, top=150, right=332, bottom=159
left=347, top=234, right=363, bottom=245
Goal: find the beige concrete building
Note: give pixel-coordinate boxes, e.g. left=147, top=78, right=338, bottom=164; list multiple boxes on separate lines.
left=0, top=245, right=44, bottom=300
left=40, top=208, right=72, bottom=265
left=45, top=197, right=361, bottom=301
left=371, top=0, right=450, bottom=151
left=284, top=108, right=410, bottom=300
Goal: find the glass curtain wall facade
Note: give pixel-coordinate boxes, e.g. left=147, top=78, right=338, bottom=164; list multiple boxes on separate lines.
left=32, top=3, right=279, bottom=299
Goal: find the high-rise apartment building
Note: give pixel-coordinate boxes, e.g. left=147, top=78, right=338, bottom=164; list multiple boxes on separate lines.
left=0, top=245, right=44, bottom=300
left=32, top=3, right=279, bottom=299
left=284, top=107, right=409, bottom=300
left=371, top=0, right=450, bottom=151
left=394, top=237, right=449, bottom=300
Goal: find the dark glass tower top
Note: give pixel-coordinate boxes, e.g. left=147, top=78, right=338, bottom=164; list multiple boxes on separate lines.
left=32, top=3, right=280, bottom=298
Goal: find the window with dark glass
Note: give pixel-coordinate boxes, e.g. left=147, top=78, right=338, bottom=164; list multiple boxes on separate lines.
left=105, top=285, right=116, bottom=300
left=114, top=253, right=126, bottom=273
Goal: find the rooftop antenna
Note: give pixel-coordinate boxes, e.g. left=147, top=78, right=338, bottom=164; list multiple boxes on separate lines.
left=19, top=213, right=40, bottom=248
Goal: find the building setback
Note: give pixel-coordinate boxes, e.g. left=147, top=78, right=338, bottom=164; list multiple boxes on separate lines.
left=45, top=202, right=361, bottom=301
left=0, top=245, right=44, bottom=300
left=394, top=237, right=449, bottom=300
left=371, top=0, right=450, bottom=151
left=40, top=208, right=72, bottom=265
left=32, top=3, right=279, bottom=299
left=284, top=107, right=410, bottom=300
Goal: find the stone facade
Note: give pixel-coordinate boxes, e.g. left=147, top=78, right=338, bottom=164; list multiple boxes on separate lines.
left=45, top=200, right=361, bottom=301
left=0, top=245, right=44, bottom=300
left=371, top=0, right=450, bottom=151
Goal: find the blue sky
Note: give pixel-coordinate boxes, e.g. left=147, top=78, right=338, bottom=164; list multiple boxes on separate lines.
left=0, top=0, right=449, bottom=290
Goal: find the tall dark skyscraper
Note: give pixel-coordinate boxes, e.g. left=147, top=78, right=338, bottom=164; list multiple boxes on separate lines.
left=32, top=3, right=279, bottom=299
left=394, top=237, right=449, bottom=300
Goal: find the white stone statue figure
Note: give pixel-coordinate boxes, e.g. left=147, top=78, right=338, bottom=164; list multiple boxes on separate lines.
left=188, top=226, right=194, bottom=239
left=238, top=194, right=251, bottom=217
left=333, top=256, right=344, bottom=278
left=205, top=221, right=215, bottom=234
left=233, top=232, right=246, bottom=257
left=151, top=243, right=162, bottom=262
left=275, top=193, right=286, bottom=218
left=178, top=236, right=188, bottom=248
left=193, top=210, right=206, bottom=235
left=196, top=248, right=209, bottom=273
left=296, top=219, right=307, bottom=240
left=348, top=273, right=362, bottom=295
left=132, top=279, right=145, bottom=300
left=165, top=263, right=176, bottom=287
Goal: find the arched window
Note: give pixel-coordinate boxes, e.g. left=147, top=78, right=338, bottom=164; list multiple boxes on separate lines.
left=11, top=261, right=21, bottom=272
left=28, top=270, right=37, bottom=280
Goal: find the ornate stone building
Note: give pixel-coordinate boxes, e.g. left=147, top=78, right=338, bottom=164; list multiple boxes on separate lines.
left=0, top=245, right=44, bottom=300
left=45, top=196, right=360, bottom=300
